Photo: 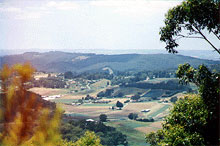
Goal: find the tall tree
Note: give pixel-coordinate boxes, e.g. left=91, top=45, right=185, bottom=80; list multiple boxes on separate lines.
left=146, top=0, right=220, bottom=145
left=160, top=0, right=220, bottom=54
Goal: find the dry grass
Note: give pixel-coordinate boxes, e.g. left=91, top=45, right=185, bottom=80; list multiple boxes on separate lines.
left=135, top=121, right=162, bottom=133
left=150, top=121, right=163, bottom=129
left=29, top=87, right=66, bottom=96
left=33, top=73, right=48, bottom=80
left=61, top=101, right=169, bottom=121
left=135, top=127, right=156, bottom=133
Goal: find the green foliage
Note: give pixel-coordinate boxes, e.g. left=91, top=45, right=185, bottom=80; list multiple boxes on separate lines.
left=58, top=131, right=102, bottom=146
left=116, top=92, right=124, bottom=97
left=176, top=63, right=220, bottom=144
left=131, top=94, right=141, bottom=100
left=61, top=120, right=128, bottom=146
left=33, top=76, right=66, bottom=88
left=146, top=95, right=208, bottom=146
left=64, top=71, right=73, bottom=79
left=170, top=96, right=178, bottom=103
left=128, top=113, right=138, bottom=120
left=124, top=79, right=191, bottom=91
left=74, top=131, right=102, bottom=146
left=146, top=64, right=219, bottom=145
left=146, top=130, right=164, bottom=146
left=1, top=52, right=218, bottom=73
left=160, top=0, right=220, bottom=54
left=99, top=114, right=107, bottom=122
left=97, top=89, right=114, bottom=98
left=0, top=63, right=62, bottom=146
left=60, top=123, right=84, bottom=142
left=116, top=101, right=123, bottom=108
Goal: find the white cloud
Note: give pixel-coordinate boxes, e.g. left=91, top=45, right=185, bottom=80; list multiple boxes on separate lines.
left=90, top=0, right=180, bottom=16
left=46, top=1, right=79, bottom=10
left=0, top=1, right=79, bottom=20
left=0, top=7, right=22, bottom=13
left=15, top=11, right=43, bottom=20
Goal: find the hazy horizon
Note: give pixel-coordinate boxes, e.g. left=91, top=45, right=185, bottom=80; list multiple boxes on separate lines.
left=0, top=48, right=219, bottom=61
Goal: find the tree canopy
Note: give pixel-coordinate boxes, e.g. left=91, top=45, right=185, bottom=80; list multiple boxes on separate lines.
left=146, top=64, right=220, bottom=145
left=147, top=0, right=220, bottom=145
left=160, top=0, right=220, bottom=54
left=146, top=94, right=208, bottom=146
left=176, top=63, right=220, bottom=144
left=116, top=101, right=123, bottom=108
left=99, top=114, right=107, bottom=122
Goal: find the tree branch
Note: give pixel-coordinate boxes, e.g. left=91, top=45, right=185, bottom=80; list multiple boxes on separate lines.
left=176, top=34, right=204, bottom=39
left=193, top=25, right=220, bottom=55
left=211, top=30, right=220, bottom=40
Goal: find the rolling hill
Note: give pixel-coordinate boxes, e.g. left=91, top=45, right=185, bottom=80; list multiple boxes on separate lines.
left=0, top=51, right=219, bottom=73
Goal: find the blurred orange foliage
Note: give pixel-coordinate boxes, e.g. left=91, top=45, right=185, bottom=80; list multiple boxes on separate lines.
left=0, top=63, right=62, bottom=146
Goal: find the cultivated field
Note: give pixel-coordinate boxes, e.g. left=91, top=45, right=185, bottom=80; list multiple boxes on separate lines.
left=30, top=77, right=185, bottom=146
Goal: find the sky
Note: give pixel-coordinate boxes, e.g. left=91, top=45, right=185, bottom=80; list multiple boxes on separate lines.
left=0, top=0, right=219, bottom=53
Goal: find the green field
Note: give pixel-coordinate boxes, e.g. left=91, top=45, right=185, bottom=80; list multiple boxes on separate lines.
left=65, top=113, right=90, bottom=117
left=105, top=120, right=151, bottom=146
left=51, top=99, right=78, bottom=103
left=90, top=79, right=110, bottom=90
left=142, top=89, right=164, bottom=98
left=82, top=103, right=115, bottom=107
left=144, top=78, right=176, bottom=84
left=148, top=104, right=171, bottom=118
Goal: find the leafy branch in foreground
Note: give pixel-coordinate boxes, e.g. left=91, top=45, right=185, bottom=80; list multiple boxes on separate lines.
left=146, top=94, right=208, bottom=146
left=160, top=0, right=220, bottom=54
left=0, top=63, right=102, bottom=146
left=146, top=64, right=220, bottom=145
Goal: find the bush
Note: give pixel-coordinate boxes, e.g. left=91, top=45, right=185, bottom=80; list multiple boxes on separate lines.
left=99, top=114, right=107, bottom=122
left=128, top=113, right=138, bottom=120
left=116, top=101, right=123, bottom=109
left=136, top=118, right=154, bottom=122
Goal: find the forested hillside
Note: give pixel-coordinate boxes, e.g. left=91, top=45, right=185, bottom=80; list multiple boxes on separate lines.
left=0, top=51, right=219, bottom=73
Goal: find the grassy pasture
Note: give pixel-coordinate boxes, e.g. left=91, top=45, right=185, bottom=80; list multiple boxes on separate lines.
left=29, top=87, right=67, bottom=96
left=51, top=99, right=78, bottom=103
left=106, top=120, right=152, bottom=146
left=142, top=89, right=164, bottom=98
left=148, top=104, right=171, bottom=118
left=143, top=78, right=176, bottom=84
left=82, top=103, right=115, bottom=107
left=90, top=79, right=110, bottom=89
left=113, top=87, right=148, bottom=96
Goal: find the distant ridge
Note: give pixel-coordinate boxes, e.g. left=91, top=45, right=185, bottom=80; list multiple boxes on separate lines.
left=0, top=49, right=219, bottom=60
left=0, top=51, right=219, bottom=73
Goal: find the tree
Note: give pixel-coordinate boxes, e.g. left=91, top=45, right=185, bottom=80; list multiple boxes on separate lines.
left=170, top=96, right=178, bottom=103
left=147, top=1, right=220, bottom=145
left=99, top=114, right=107, bottom=122
left=146, top=64, right=220, bottom=145
left=60, top=120, right=127, bottom=146
left=0, top=63, right=62, bottom=146
left=73, top=131, right=102, bottom=146
left=131, top=94, right=141, bottom=100
left=64, top=71, right=73, bottom=79
left=116, top=101, right=123, bottom=109
left=116, top=92, right=124, bottom=97
left=176, top=63, right=219, bottom=145
left=146, top=95, right=208, bottom=146
left=128, top=113, right=138, bottom=120
left=97, top=91, right=105, bottom=97
left=160, top=0, right=220, bottom=54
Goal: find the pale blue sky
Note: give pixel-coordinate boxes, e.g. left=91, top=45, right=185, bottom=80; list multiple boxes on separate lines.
left=0, top=0, right=219, bottom=53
